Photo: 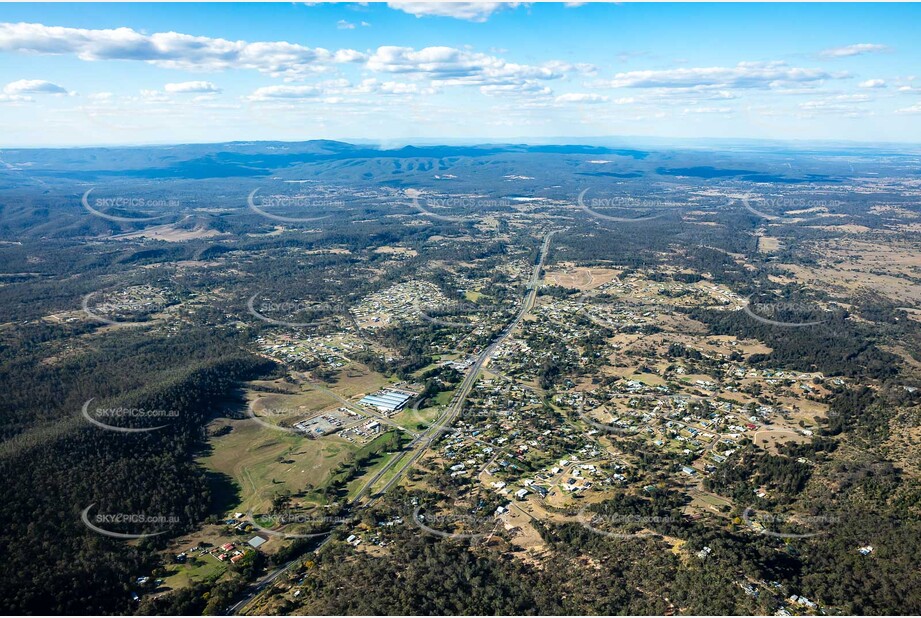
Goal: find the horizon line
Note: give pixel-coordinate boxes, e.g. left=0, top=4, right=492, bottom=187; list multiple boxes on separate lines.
left=4, top=135, right=921, bottom=152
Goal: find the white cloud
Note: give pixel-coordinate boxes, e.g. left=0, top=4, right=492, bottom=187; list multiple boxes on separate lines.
left=555, top=93, right=608, bottom=104
left=139, top=89, right=170, bottom=102
left=387, top=2, right=518, bottom=22
left=367, top=45, right=572, bottom=89
left=603, top=61, right=844, bottom=90
left=858, top=79, right=886, bottom=89
left=192, top=94, right=220, bottom=103
left=626, top=87, right=740, bottom=101
left=0, top=21, right=365, bottom=79
left=799, top=94, right=871, bottom=115
left=801, top=93, right=870, bottom=107
left=334, top=49, right=366, bottom=63
left=820, top=43, right=890, bottom=58
left=337, top=20, right=356, bottom=30
left=164, top=81, right=221, bottom=94
left=0, top=92, right=32, bottom=102
left=896, top=103, right=921, bottom=114
left=248, top=78, right=426, bottom=102
left=480, top=81, right=552, bottom=97
left=682, top=106, right=732, bottom=114
left=834, top=93, right=871, bottom=101
left=0, top=22, right=588, bottom=97
left=544, top=59, right=597, bottom=76
left=379, top=81, right=418, bottom=94
left=4, top=78, right=69, bottom=95
left=355, top=78, right=420, bottom=95
left=248, top=84, right=321, bottom=100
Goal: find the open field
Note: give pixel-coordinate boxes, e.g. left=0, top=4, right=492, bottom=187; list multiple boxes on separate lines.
left=201, top=417, right=358, bottom=512
left=112, top=223, right=224, bottom=242
left=545, top=265, right=621, bottom=290
left=773, top=236, right=921, bottom=305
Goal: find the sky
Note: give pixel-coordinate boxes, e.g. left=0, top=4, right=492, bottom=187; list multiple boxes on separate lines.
left=1, top=2, right=920, bottom=147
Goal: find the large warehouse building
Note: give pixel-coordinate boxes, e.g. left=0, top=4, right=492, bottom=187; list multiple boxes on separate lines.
left=359, top=389, right=414, bottom=414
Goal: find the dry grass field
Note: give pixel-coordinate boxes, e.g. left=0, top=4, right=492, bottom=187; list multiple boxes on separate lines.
left=545, top=264, right=621, bottom=290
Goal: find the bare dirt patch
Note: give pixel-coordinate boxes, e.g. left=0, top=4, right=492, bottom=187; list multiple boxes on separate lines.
left=545, top=265, right=621, bottom=290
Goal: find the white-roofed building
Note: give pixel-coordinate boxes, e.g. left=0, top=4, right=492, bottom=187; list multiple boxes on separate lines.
left=359, top=389, right=414, bottom=414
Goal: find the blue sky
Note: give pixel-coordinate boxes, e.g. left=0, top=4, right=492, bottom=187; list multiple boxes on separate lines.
left=1, top=2, right=919, bottom=146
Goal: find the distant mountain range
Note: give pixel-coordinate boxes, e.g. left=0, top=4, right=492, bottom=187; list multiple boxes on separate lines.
left=4, top=138, right=909, bottom=188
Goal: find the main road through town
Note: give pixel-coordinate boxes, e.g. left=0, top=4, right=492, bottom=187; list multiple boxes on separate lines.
left=228, top=230, right=556, bottom=615
left=362, top=229, right=556, bottom=501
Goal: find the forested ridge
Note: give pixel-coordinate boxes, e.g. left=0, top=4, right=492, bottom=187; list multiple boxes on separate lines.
left=0, top=323, right=275, bottom=614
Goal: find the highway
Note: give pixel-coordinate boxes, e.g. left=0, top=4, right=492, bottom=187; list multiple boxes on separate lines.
left=368, top=229, right=556, bottom=499
left=228, top=230, right=555, bottom=615
left=226, top=535, right=332, bottom=615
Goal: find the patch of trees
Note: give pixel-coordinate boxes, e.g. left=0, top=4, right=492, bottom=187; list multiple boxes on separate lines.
left=822, top=386, right=891, bottom=442
left=0, top=326, right=274, bottom=614
left=537, top=284, right=578, bottom=299
left=686, top=306, right=898, bottom=380
left=704, top=445, right=812, bottom=505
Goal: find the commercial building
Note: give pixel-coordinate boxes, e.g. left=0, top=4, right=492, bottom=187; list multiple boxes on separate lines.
left=359, top=389, right=414, bottom=414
